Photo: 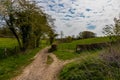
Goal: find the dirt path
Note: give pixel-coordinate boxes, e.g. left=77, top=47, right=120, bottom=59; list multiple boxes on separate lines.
left=12, top=47, right=73, bottom=80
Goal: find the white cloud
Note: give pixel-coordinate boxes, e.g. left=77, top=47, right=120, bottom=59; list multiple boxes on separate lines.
left=38, top=0, right=120, bottom=37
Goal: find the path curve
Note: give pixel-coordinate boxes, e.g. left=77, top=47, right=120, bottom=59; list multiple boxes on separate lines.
left=12, top=47, right=73, bottom=80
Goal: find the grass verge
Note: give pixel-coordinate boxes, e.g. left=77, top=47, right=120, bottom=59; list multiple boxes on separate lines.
left=0, top=38, right=48, bottom=80
left=54, top=49, right=101, bottom=60
left=0, top=48, right=42, bottom=80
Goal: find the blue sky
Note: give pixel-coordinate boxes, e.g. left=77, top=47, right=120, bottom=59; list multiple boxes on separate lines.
left=38, top=0, right=120, bottom=37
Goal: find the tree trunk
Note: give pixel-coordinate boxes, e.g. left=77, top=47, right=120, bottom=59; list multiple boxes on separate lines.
left=36, top=37, right=40, bottom=48
left=21, top=26, right=31, bottom=51
left=5, top=18, right=22, bottom=50
left=9, top=27, right=22, bottom=49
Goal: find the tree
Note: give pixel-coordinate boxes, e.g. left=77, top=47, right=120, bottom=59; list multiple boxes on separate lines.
left=0, top=0, right=54, bottom=51
left=0, top=0, right=39, bottom=50
left=47, top=27, right=58, bottom=45
left=103, top=17, right=120, bottom=42
left=78, top=31, right=96, bottom=39
left=31, top=13, right=50, bottom=48
left=0, top=0, right=22, bottom=49
left=65, top=36, right=73, bottom=43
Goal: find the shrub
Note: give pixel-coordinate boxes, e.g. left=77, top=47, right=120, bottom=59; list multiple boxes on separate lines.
left=100, top=45, right=120, bottom=68
left=48, top=44, right=57, bottom=52
left=59, top=45, right=120, bottom=80
left=78, top=31, right=96, bottom=39
left=76, top=43, right=108, bottom=53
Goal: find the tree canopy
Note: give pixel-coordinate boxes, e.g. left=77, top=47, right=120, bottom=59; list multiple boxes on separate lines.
left=0, top=0, right=56, bottom=51
left=78, top=31, right=96, bottom=39
left=103, top=17, right=120, bottom=42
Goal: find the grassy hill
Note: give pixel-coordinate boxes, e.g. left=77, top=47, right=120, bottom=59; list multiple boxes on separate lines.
left=54, top=37, right=110, bottom=60
left=54, top=37, right=120, bottom=80
left=58, top=37, right=110, bottom=51
left=59, top=45, right=120, bottom=80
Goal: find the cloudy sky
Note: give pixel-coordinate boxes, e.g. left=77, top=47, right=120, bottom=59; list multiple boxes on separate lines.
left=38, top=0, right=120, bottom=37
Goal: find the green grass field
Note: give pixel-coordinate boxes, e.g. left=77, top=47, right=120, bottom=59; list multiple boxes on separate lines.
left=55, top=37, right=120, bottom=80
left=0, top=38, right=18, bottom=48
left=0, top=38, right=18, bottom=59
left=0, top=38, right=47, bottom=80
left=58, top=37, right=110, bottom=51
left=54, top=37, right=110, bottom=60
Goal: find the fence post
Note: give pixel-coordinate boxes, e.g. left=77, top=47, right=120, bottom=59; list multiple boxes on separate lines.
left=4, top=48, right=7, bottom=56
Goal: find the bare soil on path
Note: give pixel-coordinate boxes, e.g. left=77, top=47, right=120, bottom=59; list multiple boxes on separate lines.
left=12, top=47, right=73, bottom=80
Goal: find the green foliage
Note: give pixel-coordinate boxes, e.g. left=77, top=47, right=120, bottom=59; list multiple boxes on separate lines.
left=59, top=19, right=120, bottom=80
left=14, top=1, right=50, bottom=50
left=47, top=28, right=58, bottom=45
left=103, top=17, right=120, bottom=43
left=78, top=31, right=96, bottom=39
left=100, top=44, right=120, bottom=68
left=61, top=36, right=74, bottom=43
left=0, top=48, right=40, bottom=80
left=59, top=49, right=120, bottom=80
left=0, top=0, right=55, bottom=51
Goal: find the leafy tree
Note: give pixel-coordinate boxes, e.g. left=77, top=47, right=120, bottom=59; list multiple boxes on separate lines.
left=64, top=36, right=73, bottom=43
left=103, top=17, right=120, bottom=42
left=0, top=0, right=55, bottom=51
left=47, top=27, right=58, bottom=45
left=0, top=0, right=22, bottom=49
left=78, top=31, right=96, bottom=39
left=31, top=13, right=50, bottom=48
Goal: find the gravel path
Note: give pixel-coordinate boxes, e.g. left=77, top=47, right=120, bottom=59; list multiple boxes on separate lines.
left=12, top=47, right=73, bottom=80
